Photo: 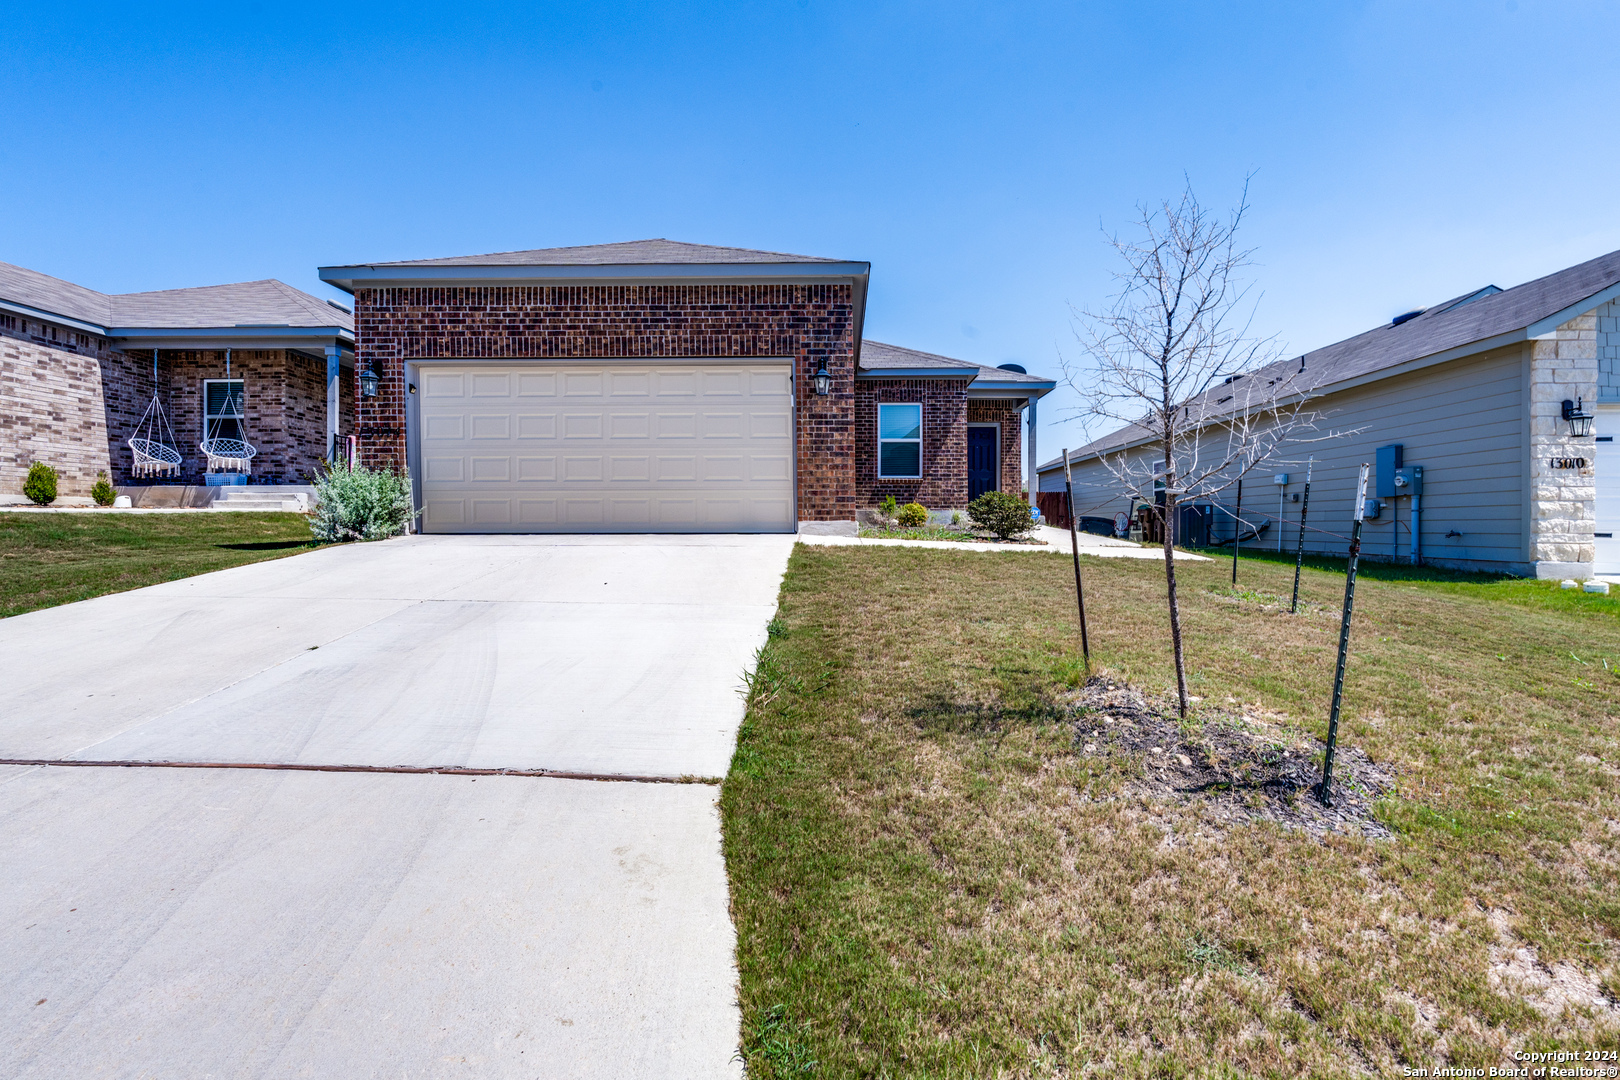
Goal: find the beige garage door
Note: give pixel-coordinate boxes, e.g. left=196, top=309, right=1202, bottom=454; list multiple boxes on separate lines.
left=416, top=362, right=795, bottom=533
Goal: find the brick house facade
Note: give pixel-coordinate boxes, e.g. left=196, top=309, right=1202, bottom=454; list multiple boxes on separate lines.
left=0, top=260, right=354, bottom=499
left=324, top=241, right=1054, bottom=532
left=351, top=282, right=857, bottom=520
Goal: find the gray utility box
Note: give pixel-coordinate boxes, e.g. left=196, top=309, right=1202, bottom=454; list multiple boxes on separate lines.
left=1376, top=444, right=1404, bottom=499
left=1393, top=465, right=1423, bottom=494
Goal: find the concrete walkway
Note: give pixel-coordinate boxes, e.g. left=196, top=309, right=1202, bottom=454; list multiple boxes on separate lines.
left=0, top=533, right=794, bottom=1079
left=799, top=524, right=1209, bottom=560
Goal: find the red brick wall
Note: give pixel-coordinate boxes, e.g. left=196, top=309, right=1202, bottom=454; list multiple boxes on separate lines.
left=158, top=349, right=335, bottom=484
left=353, top=283, right=857, bottom=520
left=967, top=399, right=1024, bottom=497
left=853, top=379, right=970, bottom=511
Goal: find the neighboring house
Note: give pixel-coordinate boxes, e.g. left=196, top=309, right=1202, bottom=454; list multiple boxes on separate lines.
left=319, top=240, right=1054, bottom=534
left=0, top=261, right=355, bottom=495
left=1037, top=248, right=1620, bottom=579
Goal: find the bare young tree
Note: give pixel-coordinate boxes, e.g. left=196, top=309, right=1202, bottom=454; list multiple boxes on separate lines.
left=1062, top=180, right=1312, bottom=717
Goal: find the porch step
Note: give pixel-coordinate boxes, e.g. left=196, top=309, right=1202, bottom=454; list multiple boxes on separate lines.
left=210, top=488, right=311, bottom=513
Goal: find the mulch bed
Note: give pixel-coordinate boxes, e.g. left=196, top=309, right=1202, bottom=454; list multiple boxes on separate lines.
left=1067, top=677, right=1396, bottom=840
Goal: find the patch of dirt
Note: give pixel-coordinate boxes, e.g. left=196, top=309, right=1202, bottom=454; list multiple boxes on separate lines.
left=1066, top=677, right=1395, bottom=840
left=1481, top=904, right=1619, bottom=1022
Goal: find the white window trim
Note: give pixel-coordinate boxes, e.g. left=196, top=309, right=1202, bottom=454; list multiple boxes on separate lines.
left=967, top=422, right=1000, bottom=494
left=877, top=402, right=923, bottom=479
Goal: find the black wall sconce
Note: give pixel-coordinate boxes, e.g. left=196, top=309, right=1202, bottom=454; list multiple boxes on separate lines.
left=811, top=358, right=832, bottom=396
left=359, top=362, right=381, bottom=398
left=1562, top=396, right=1594, bottom=438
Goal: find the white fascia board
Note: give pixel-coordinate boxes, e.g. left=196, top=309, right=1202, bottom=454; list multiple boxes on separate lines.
left=1525, top=280, right=1620, bottom=338
left=318, top=261, right=871, bottom=291
left=857, top=367, right=977, bottom=380
left=0, top=298, right=108, bottom=336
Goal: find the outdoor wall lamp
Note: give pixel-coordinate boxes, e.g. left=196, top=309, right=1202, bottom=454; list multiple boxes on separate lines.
left=359, top=362, right=381, bottom=398
left=811, top=358, right=833, bottom=396
left=1562, top=396, right=1594, bottom=438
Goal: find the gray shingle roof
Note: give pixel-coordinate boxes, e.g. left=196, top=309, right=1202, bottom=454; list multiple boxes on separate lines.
left=0, top=261, right=114, bottom=325
left=0, top=260, right=351, bottom=332
left=371, top=239, right=850, bottom=267
left=860, top=339, right=1053, bottom=385
left=1041, top=246, right=1620, bottom=470
left=109, top=280, right=351, bottom=330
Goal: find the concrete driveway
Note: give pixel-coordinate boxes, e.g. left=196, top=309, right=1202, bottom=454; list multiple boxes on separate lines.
left=0, top=533, right=794, bottom=1078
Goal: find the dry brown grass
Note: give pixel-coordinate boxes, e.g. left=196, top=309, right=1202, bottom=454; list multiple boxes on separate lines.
left=723, top=545, right=1620, bottom=1078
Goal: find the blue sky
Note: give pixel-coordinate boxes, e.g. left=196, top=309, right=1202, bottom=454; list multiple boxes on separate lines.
left=4, top=1, right=1618, bottom=467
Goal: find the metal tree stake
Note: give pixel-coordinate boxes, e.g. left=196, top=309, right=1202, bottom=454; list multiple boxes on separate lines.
left=1290, top=457, right=1313, bottom=614
left=1231, top=476, right=1243, bottom=584
left=1061, top=449, right=1091, bottom=669
left=1318, top=462, right=1370, bottom=808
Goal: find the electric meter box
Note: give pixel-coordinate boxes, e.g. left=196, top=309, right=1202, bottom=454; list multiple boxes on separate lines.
left=1393, top=465, right=1423, bottom=495
left=1376, top=444, right=1404, bottom=498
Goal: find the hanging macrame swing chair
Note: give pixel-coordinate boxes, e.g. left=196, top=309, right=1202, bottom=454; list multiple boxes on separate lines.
left=128, top=350, right=183, bottom=479
left=199, top=349, right=257, bottom=474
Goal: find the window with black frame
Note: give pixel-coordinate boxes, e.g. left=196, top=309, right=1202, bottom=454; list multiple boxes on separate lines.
left=204, top=379, right=245, bottom=442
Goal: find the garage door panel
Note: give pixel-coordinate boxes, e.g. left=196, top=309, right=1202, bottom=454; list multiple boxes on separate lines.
left=609, top=413, right=650, bottom=439
left=516, top=414, right=556, bottom=438
left=516, top=457, right=556, bottom=482
left=424, top=457, right=465, bottom=482
left=417, top=362, right=793, bottom=534
left=424, top=415, right=464, bottom=440
left=424, top=373, right=464, bottom=397
left=470, top=415, right=510, bottom=439
left=563, top=414, right=602, bottom=439
left=656, top=413, right=697, bottom=439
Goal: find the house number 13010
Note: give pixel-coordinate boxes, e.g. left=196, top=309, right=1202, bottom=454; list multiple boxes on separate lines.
left=1549, top=456, right=1588, bottom=469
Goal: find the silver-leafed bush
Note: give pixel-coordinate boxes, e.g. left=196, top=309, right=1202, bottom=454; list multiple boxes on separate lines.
left=309, top=462, right=417, bottom=542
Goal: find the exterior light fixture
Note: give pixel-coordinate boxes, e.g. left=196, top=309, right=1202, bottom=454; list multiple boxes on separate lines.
left=811, top=358, right=833, bottom=396
left=1562, top=396, right=1594, bottom=438
left=359, top=362, right=381, bottom=398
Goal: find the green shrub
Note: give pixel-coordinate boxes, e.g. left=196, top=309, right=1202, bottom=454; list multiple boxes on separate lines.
left=309, top=462, right=417, bottom=542
left=897, top=501, right=928, bottom=528
left=90, top=471, right=117, bottom=507
left=23, top=462, right=58, bottom=506
left=878, top=495, right=898, bottom=517
left=967, top=490, right=1035, bottom=540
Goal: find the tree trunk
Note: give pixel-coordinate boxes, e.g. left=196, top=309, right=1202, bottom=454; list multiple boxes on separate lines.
left=1162, top=492, right=1189, bottom=718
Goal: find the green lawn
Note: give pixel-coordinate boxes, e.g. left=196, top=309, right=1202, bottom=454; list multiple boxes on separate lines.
left=723, top=545, right=1620, bottom=1078
left=0, top=511, right=321, bottom=618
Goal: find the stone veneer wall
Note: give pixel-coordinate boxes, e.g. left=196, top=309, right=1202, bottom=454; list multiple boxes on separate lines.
left=353, top=283, right=856, bottom=521
left=966, top=398, right=1025, bottom=498
left=853, top=378, right=970, bottom=510
left=1596, top=298, right=1620, bottom=403
left=0, top=319, right=148, bottom=495
left=1529, top=314, right=1599, bottom=571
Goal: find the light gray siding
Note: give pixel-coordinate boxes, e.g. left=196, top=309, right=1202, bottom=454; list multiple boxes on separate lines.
left=1042, top=344, right=1532, bottom=572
